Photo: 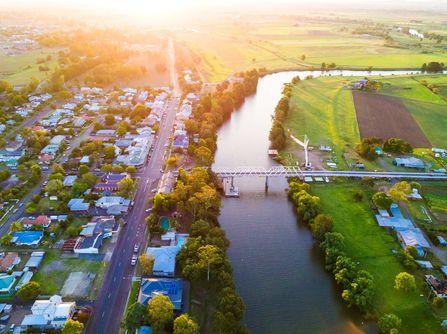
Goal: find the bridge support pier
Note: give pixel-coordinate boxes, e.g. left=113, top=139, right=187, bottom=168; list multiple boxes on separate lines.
left=265, top=176, right=269, bottom=191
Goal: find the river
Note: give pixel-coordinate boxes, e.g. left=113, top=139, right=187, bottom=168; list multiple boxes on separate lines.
left=212, top=70, right=422, bottom=334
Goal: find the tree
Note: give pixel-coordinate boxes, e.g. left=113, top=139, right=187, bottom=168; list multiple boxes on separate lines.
left=123, top=303, right=148, bottom=332
left=433, top=296, right=444, bottom=308
left=118, top=176, right=136, bottom=199
left=17, top=281, right=41, bottom=300
left=341, top=270, right=375, bottom=311
left=45, top=179, right=63, bottom=195
left=394, top=272, right=416, bottom=292
left=291, top=190, right=320, bottom=224
left=310, top=214, right=334, bottom=240
left=105, top=114, right=115, bottom=126
left=10, top=221, right=24, bottom=233
left=147, top=294, right=174, bottom=333
left=104, top=145, right=116, bottom=159
left=213, top=287, right=247, bottom=334
left=372, top=192, right=392, bottom=209
left=62, top=319, right=84, bottom=334
left=378, top=313, right=401, bottom=334
left=0, top=234, right=12, bottom=246
left=101, top=164, right=113, bottom=172
left=78, top=164, right=90, bottom=176
left=52, top=163, right=65, bottom=175
left=383, top=138, right=412, bottom=154
left=126, top=165, right=137, bottom=174
left=173, top=314, right=199, bottom=334
left=195, top=146, right=213, bottom=166
left=388, top=181, right=412, bottom=203
left=139, top=254, right=154, bottom=275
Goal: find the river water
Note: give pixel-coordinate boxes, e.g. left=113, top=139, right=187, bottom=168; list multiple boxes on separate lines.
left=212, top=70, right=424, bottom=334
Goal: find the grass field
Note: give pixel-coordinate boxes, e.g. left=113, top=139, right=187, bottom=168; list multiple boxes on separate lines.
left=284, top=75, right=447, bottom=165
left=174, top=12, right=447, bottom=82
left=32, top=250, right=104, bottom=295
left=312, top=182, right=444, bottom=334
left=285, top=76, right=360, bottom=162
left=0, top=48, right=60, bottom=86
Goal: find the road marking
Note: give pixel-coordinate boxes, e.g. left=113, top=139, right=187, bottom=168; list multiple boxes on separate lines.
left=108, top=292, right=111, bottom=299
left=102, top=311, right=105, bottom=318
left=113, top=277, right=116, bottom=282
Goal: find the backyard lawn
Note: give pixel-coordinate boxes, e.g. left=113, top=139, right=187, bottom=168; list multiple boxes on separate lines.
left=32, top=250, right=104, bottom=295
left=312, top=181, right=445, bottom=334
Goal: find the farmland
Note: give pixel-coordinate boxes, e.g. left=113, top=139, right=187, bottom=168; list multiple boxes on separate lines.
left=312, top=181, right=445, bottom=334
left=352, top=91, right=430, bottom=148
left=174, top=10, right=447, bottom=82
left=283, top=75, right=447, bottom=165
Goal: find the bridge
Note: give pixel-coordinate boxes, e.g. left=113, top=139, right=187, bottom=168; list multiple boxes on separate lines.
left=213, top=166, right=447, bottom=190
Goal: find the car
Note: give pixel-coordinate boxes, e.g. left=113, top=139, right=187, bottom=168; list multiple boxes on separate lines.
left=151, top=189, right=157, bottom=193
left=145, top=208, right=153, bottom=213
left=0, top=315, right=10, bottom=322
left=131, top=255, right=137, bottom=266
left=133, top=244, right=140, bottom=253
left=159, top=169, right=163, bottom=173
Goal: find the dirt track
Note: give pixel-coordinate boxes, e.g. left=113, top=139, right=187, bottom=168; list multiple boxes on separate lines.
left=352, top=91, right=431, bottom=147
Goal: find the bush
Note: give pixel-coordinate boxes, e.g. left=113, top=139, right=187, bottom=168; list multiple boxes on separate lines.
left=378, top=313, right=402, bottom=334
left=394, top=272, right=416, bottom=292
left=433, top=296, right=444, bottom=308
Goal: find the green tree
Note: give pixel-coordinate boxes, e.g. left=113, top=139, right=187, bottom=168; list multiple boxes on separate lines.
left=341, top=270, right=375, bottom=311
left=105, top=114, right=115, bottom=126
left=126, top=165, right=137, bottom=174
left=10, top=221, right=24, bottom=233
left=123, top=303, right=148, bottom=332
left=213, top=287, right=247, bottom=334
left=378, top=313, right=402, bottom=334
left=139, top=254, right=154, bottom=276
left=372, top=192, right=392, bottom=209
left=104, top=146, right=116, bottom=159
left=78, top=164, right=90, bottom=176
left=0, top=234, right=12, bottom=246
left=147, top=294, right=174, bottom=333
left=45, top=179, right=63, bottom=195
left=118, top=176, right=136, bottom=199
left=394, top=272, right=416, bottom=292
left=62, top=319, right=84, bottom=334
left=195, top=146, right=213, bottom=166
left=310, top=214, right=334, bottom=240
left=101, top=164, right=113, bottom=172
left=173, top=314, right=199, bottom=334
left=17, top=281, right=41, bottom=300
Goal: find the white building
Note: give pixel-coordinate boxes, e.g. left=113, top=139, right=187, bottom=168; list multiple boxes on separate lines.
left=21, top=295, right=75, bottom=329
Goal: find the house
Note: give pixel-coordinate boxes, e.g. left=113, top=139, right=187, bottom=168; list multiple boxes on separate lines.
left=21, top=295, right=76, bottom=329
left=146, top=246, right=180, bottom=277
left=95, top=173, right=127, bottom=192
left=11, top=231, right=44, bottom=246
left=74, top=234, right=103, bottom=254
left=396, top=227, right=431, bottom=256
left=22, top=215, right=51, bottom=229
left=172, top=134, right=189, bottom=150
left=0, top=149, right=25, bottom=168
left=375, top=204, right=413, bottom=229
left=67, top=198, right=90, bottom=212
left=95, top=129, right=116, bottom=137
left=63, top=175, right=77, bottom=187
left=425, top=275, right=447, bottom=298
left=138, top=278, right=184, bottom=310
left=407, top=188, right=423, bottom=200
left=16, top=271, right=34, bottom=290
left=0, top=253, right=20, bottom=272
left=49, top=135, right=66, bottom=146
left=393, top=157, right=424, bottom=169
left=96, top=196, right=130, bottom=209
left=80, top=155, right=90, bottom=164
left=146, top=234, right=188, bottom=277
left=0, top=274, right=16, bottom=295
left=24, top=252, right=45, bottom=270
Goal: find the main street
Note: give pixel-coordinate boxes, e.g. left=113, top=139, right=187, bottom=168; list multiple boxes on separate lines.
left=87, top=38, right=180, bottom=334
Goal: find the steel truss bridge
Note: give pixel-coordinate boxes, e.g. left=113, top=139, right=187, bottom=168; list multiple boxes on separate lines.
left=213, top=166, right=447, bottom=181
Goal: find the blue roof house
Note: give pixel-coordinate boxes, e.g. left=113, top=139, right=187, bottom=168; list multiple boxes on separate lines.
left=138, top=278, right=183, bottom=310
left=12, top=231, right=44, bottom=246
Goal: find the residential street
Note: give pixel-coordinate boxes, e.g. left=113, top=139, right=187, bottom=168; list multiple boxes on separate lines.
left=86, top=38, right=180, bottom=334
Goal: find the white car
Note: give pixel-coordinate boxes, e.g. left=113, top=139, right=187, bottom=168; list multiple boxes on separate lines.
left=131, top=255, right=137, bottom=266
left=133, top=244, right=140, bottom=253
left=145, top=208, right=153, bottom=213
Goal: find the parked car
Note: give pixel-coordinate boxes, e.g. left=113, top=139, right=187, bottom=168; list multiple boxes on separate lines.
left=133, top=244, right=140, bottom=253
left=131, top=255, right=137, bottom=266
left=0, top=315, right=10, bottom=322
left=145, top=208, right=153, bottom=213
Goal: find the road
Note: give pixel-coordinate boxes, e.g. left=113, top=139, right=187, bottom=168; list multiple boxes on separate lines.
left=87, top=38, right=180, bottom=334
